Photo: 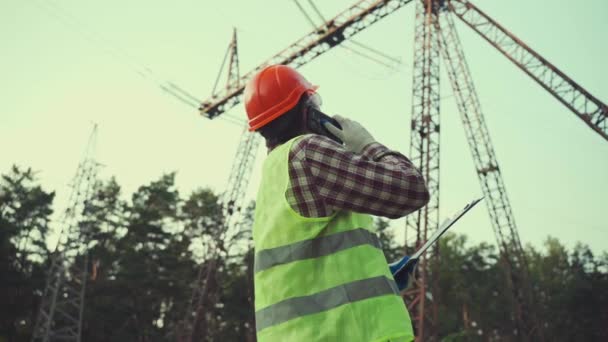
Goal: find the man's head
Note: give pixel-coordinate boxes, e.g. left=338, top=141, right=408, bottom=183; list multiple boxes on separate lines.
left=244, top=65, right=320, bottom=148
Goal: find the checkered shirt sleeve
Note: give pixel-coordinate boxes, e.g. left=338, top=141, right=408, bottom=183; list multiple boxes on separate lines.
left=286, top=134, right=430, bottom=219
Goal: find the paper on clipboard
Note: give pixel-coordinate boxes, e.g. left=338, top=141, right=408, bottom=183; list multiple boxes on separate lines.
left=394, top=197, right=484, bottom=277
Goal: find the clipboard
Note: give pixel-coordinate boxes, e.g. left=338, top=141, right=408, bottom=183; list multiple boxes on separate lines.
left=393, top=197, right=484, bottom=278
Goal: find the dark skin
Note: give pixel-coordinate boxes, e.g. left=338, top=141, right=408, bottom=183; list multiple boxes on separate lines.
left=263, top=94, right=321, bottom=151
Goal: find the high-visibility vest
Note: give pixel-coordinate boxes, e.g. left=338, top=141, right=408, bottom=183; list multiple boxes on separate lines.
left=253, top=135, right=414, bottom=342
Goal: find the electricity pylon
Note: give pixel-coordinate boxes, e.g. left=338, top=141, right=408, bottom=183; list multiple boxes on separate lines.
left=196, top=0, right=606, bottom=340
left=32, top=126, right=99, bottom=342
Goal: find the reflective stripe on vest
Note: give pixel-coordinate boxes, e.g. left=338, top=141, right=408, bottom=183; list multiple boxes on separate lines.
left=255, top=275, right=399, bottom=331
left=254, top=228, right=382, bottom=273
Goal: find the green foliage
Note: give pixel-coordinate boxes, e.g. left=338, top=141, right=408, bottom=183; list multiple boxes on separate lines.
left=529, top=239, right=608, bottom=341
left=0, top=166, right=54, bottom=341
left=1, top=166, right=607, bottom=341
left=375, top=218, right=403, bottom=262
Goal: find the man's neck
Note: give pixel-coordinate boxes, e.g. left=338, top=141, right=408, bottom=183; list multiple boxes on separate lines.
left=266, top=130, right=309, bottom=153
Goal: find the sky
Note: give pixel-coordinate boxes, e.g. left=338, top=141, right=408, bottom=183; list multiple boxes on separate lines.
left=1, top=0, right=606, bottom=254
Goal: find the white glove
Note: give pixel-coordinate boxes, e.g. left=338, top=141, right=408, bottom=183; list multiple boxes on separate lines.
left=324, top=115, right=376, bottom=154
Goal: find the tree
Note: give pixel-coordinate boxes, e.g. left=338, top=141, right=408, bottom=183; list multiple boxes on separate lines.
left=375, top=218, right=403, bottom=262
left=80, top=173, right=194, bottom=341
left=432, top=233, right=507, bottom=341
left=0, top=166, right=54, bottom=341
left=529, top=238, right=608, bottom=341
left=3, top=165, right=608, bottom=341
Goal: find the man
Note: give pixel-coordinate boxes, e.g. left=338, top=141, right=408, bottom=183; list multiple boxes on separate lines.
left=245, top=65, right=430, bottom=342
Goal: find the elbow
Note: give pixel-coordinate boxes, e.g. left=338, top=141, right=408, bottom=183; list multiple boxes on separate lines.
left=389, top=178, right=431, bottom=219
left=415, top=179, right=431, bottom=210
left=419, top=184, right=431, bottom=208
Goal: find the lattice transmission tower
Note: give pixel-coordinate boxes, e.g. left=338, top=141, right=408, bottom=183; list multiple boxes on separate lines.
left=32, top=126, right=100, bottom=342
left=195, top=0, right=607, bottom=340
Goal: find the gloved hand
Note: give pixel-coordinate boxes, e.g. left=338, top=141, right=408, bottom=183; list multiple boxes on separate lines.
left=323, top=115, right=376, bottom=154
left=389, top=256, right=418, bottom=291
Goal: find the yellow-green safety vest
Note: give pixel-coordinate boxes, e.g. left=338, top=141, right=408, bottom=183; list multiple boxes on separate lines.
left=253, top=135, right=414, bottom=342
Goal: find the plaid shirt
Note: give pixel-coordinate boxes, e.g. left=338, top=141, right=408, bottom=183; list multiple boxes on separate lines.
left=283, top=134, right=430, bottom=219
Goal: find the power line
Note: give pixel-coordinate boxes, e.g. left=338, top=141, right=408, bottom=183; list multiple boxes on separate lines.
left=307, top=0, right=327, bottom=23
left=292, top=0, right=403, bottom=70
left=348, top=39, right=403, bottom=65
left=27, top=0, right=244, bottom=128
left=293, top=0, right=318, bottom=29
left=339, top=44, right=395, bottom=69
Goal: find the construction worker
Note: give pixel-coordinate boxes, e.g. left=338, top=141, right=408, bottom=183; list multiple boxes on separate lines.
left=245, top=65, right=430, bottom=342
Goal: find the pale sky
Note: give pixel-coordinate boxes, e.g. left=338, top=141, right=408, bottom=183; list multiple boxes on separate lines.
left=1, top=0, right=607, bottom=254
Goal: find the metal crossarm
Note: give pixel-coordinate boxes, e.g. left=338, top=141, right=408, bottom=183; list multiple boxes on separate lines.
left=448, top=0, right=608, bottom=141
left=199, top=0, right=415, bottom=119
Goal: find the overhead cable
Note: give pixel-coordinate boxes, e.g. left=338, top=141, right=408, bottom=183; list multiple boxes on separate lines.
left=28, top=0, right=244, bottom=127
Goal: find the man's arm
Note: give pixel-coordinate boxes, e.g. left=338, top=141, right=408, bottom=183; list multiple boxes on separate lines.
left=300, top=134, right=430, bottom=219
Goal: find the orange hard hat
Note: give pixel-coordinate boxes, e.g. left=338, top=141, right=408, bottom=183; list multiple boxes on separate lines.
left=244, top=65, right=318, bottom=131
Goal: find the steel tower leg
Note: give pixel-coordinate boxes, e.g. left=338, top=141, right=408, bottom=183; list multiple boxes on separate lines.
left=403, top=1, right=442, bottom=340
left=437, top=10, right=542, bottom=340
left=32, top=128, right=99, bottom=342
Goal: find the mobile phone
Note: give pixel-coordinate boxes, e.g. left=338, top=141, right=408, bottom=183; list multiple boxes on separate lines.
left=307, top=107, right=343, bottom=144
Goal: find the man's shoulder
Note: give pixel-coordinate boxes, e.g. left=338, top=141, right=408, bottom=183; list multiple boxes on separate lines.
left=290, top=134, right=341, bottom=160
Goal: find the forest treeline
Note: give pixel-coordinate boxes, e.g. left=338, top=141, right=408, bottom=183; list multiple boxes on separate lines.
left=1, top=165, right=607, bottom=341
